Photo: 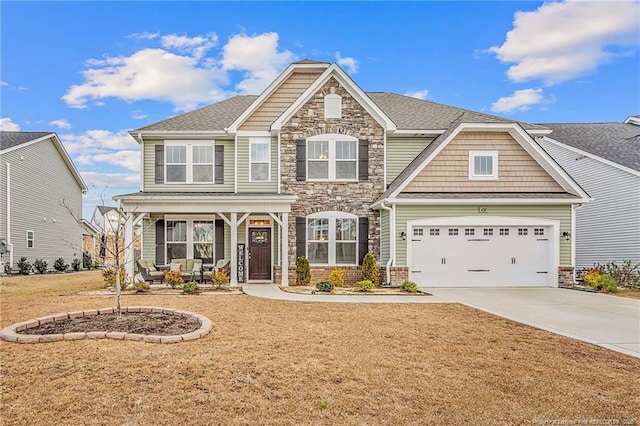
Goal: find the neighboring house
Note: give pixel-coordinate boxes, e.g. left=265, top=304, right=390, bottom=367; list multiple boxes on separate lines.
left=538, top=117, right=640, bottom=270
left=0, top=132, right=87, bottom=272
left=87, top=205, right=141, bottom=267
left=116, top=60, right=588, bottom=287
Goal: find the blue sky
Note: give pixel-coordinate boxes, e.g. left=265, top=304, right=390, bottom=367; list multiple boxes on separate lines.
left=1, top=1, right=639, bottom=218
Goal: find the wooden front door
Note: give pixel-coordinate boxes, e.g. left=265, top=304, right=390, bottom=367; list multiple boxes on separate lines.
left=248, top=228, right=271, bottom=280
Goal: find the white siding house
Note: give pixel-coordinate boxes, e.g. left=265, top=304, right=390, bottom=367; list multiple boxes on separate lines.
left=539, top=118, right=640, bottom=270
left=0, top=132, right=87, bottom=272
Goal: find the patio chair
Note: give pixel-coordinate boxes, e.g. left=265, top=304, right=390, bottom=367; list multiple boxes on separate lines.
left=137, top=259, right=165, bottom=284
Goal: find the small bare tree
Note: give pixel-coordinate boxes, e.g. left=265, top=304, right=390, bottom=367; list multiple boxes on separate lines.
left=62, top=196, right=152, bottom=315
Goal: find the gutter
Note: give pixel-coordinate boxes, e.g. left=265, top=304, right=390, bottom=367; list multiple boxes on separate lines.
left=379, top=202, right=394, bottom=285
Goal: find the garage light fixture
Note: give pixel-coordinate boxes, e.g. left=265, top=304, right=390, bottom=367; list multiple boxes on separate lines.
left=400, top=231, right=407, bottom=241
left=562, top=231, right=571, bottom=241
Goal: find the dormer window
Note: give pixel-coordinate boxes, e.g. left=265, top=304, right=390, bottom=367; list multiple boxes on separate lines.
left=324, top=94, right=342, bottom=119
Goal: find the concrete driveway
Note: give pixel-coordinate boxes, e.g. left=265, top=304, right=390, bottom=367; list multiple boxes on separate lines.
left=423, top=287, right=640, bottom=358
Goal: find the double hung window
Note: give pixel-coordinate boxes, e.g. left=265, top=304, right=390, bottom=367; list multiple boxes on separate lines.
left=307, top=135, right=357, bottom=181
left=26, top=230, right=34, bottom=248
left=307, top=212, right=357, bottom=265
left=165, top=141, right=214, bottom=183
left=166, top=219, right=214, bottom=263
left=250, top=138, right=270, bottom=182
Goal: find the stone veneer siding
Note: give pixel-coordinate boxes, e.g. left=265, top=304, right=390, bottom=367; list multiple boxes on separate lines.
left=279, top=77, right=386, bottom=284
left=558, top=266, right=575, bottom=288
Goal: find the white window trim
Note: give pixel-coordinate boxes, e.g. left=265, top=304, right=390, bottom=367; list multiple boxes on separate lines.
left=307, top=134, right=358, bottom=182
left=165, top=140, right=215, bottom=184
left=324, top=94, right=342, bottom=119
left=469, top=150, right=498, bottom=180
left=307, top=211, right=358, bottom=266
left=165, top=217, right=215, bottom=261
left=26, top=230, right=34, bottom=248
left=249, top=137, right=271, bottom=182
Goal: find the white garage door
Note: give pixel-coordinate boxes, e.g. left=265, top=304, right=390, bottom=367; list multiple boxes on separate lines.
left=409, top=224, right=556, bottom=287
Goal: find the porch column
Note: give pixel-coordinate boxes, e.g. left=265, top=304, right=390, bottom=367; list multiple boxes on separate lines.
left=281, top=212, right=289, bottom=286
left=230, top=212, right=238, bottom=286
left=124, top=213, right=134, bottom=280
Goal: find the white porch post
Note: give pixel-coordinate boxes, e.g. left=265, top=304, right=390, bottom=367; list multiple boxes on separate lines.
left=124, top=213, right=134, bottom=280
left=230, top=212, right=238, bottom=286
left=281, top=212, right=289, bottom=286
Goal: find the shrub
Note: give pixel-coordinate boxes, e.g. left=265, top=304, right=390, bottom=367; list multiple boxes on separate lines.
left=102, top=266, right=129, bottom=290
left=182, top=281, right=200, bottom=294
left=34, top=259, right=48, bottom=274
left=598, top=274, right=619, bottom=293
left=210, top=270, right=230, bottom=287
left=296, top=256, right=311, bottom=286
left=132, top=280, right=151, bottom=293
left=580, top=260, right=640, bottom=289
left=17, top=257, right=31, bottom=275
left=53, top=257, right=68, bottom=272
left=353, top=279, right=374, bottom=292
left=400, top=280, right=418, bottom=293
left=71, top=258, right=82, bottom=272
left=582, top=269, right=602, bottom=287
left=327, top=267, right=345, bottom=287
left=315, top=280, right=334, bottom=292
left=163, top=270, right=184, bottom=288
left=361, top=252, right=379, bottom=284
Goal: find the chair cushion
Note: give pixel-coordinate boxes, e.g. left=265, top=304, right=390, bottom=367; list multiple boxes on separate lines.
left=170, top=263, right=181, bottom=272
left=192, top=263, right=202, bottom=273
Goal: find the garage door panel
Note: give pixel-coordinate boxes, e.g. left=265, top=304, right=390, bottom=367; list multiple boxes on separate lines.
left=409, top=225, right=554, bottom=287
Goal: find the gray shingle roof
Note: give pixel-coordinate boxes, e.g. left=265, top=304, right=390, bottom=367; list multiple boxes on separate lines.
left=542, top=122, right=640, bottom=172
left=135, top=96, right=257, bottom=132
left=0, top=132, right=52, bottom=150
left=134, top=92, right=548, bottom=133
left=367, top=93, right=548, bottom=132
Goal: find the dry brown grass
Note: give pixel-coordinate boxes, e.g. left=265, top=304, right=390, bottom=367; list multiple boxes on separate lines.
left=1, top=271, right=639, bottom=425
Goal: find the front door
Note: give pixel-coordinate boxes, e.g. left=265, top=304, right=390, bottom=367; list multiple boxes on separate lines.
left=248, top=228, right=271, bottom=281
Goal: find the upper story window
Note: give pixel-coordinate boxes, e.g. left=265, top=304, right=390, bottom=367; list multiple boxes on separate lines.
left=324, top=94, right=342, bottom=119
left=250, top=137, right=270, bottom=182
left=26, top=230, right=34, bottom=248
left=307, top=134, right=357, bottom=181
left=165, top=141, right=214, bottom=184
left=469, top=151, right=498, bottom=180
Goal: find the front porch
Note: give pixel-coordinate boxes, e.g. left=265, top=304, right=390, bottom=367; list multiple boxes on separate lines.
left=115, top=193, right=297, bottom=286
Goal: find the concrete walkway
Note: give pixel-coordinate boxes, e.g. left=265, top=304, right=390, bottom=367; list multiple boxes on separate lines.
left=242, top=284, right=640, bottom=358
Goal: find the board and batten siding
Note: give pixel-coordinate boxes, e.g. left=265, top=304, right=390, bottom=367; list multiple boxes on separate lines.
left=540, top=139, right=640, bottom=268
left=0, top=140, right=84, bottom=270
left=142, top=139, right=235, bottom=192
left=236, top=136, right=279, bottom=193
left=404, top=132, right=564, bottom=193
left=385, top=137, right=433, bottom=184
left=391, top=204, right=572, bottom=266
left=239, top=69, right=325, bottom=131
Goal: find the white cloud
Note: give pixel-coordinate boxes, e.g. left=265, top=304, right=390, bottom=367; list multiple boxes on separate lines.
left=0, top=117, right=20, bottom=131
left=222, top=32, right=295, bottom=93
left=404, top=89, right=429, bottom=100
left=50, top=119, right=71, bottom=129
left=489, top=0, right=640, bottom=85
left=0, top=81, right=7, bottom=87
left=62, top=31, right=295, bottom=111
left=491, top=88, right=550, bottom=113
left=131, top=110, right=148, bottom=120
left=75, top=150, right=140, bottom=172
left=335, top=52, right=358, bottom=74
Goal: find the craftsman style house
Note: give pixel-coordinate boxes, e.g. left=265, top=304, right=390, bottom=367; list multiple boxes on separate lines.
left=116, top=60, right=589, bottom=287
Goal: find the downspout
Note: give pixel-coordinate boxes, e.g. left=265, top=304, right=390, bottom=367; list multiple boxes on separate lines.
left=380, top=201, right=394, bottom=285
left=6, top=162, right=12, bottom=270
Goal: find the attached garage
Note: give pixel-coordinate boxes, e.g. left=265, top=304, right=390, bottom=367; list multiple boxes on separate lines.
left=407, top=217, right=560, bottom=287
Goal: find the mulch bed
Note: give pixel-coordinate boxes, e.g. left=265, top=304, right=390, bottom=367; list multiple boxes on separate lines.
left=18, top=312, right=200, bottom=336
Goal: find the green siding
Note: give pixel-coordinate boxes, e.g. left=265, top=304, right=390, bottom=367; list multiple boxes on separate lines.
left=142, top=139, right=235, bottom=192
left=236, top=136, right=279, bottom=193
left=390, top=204, right=572, bottom=265
left=142, top=218, right=156, bottom=261
left=386, top=137, right=433, bottom=184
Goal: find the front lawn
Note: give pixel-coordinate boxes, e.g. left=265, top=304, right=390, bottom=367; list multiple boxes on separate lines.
left=1, top=271, right=639, bottom=425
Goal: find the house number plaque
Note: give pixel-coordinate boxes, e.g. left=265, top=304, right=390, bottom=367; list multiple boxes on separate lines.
left=237, top=243, right=245, bottom=283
